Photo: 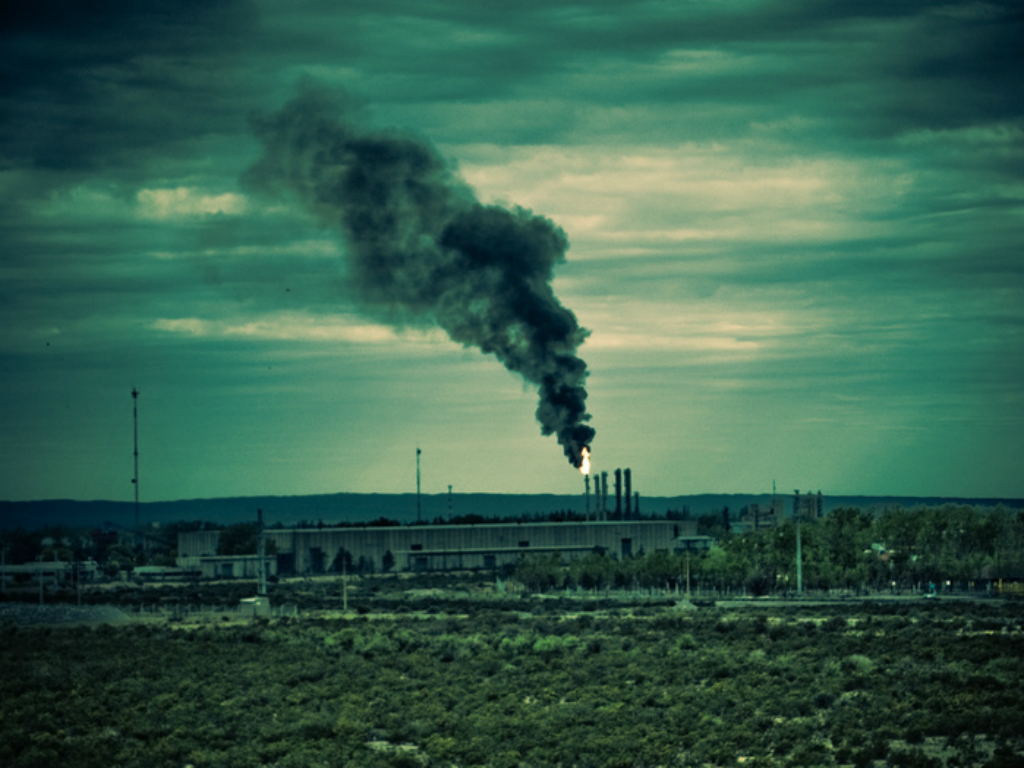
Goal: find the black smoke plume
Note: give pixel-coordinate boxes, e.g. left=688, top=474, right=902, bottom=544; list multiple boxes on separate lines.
left=244, top=85, right=595, bottom=467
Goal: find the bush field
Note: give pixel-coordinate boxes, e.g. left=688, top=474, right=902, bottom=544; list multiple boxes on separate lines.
left=2, top=597, right=1022, bottom=767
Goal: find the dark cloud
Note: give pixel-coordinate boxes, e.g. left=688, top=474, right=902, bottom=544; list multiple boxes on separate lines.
left=260, top=1, right=1022, bottom=153
left=0, top=0, right=259, bottom=175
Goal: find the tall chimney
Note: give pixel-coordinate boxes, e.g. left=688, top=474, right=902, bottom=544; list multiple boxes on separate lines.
left=624, top=468, right=632, bottom=518
left=614, top=469, right=622, bottom=517
left=600, top=471, right=609, bottom=520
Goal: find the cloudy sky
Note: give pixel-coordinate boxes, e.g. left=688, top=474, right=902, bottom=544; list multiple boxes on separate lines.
left=2, top=0, right=1022, bottom=503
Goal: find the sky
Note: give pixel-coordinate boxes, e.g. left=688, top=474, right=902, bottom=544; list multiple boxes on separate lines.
left=2, top=0, right=1023, bottom=503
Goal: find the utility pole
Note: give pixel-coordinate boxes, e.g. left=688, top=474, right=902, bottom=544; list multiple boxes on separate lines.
left=416, top=447, right=421, bottom=523
left=795, top=489, right=803, bottom=595
left=685, top=549, right=692, bottom=599
left=342, top=554, right=348, bottom=613
left=131, top=388, right=140, bottom=531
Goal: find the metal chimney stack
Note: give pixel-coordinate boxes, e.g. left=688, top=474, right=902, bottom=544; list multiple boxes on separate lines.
left=614, top=469, right=622, bottom=517
left=624, top=468, right=632, bottom=518
left=600, top=471, right=608, bottom=520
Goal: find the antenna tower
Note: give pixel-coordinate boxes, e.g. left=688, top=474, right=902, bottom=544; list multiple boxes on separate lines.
left=131, top=388, right=140, bottom=530
left=795, top=489, right=803, bottom=595
left=257, top=509, right=267, bottom=598
left=416, top=447, right=422, bottom=523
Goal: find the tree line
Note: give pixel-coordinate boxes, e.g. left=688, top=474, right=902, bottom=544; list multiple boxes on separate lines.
left=515, top=505, right=1024, bottom=595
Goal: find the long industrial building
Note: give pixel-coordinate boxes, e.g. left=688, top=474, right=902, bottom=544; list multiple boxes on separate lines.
left=177, top=520, right=708, bottom=577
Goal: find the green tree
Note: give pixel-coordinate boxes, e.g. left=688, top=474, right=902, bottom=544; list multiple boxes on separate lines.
left=515, top=553, right=563, bottom=592
left=636, top=549, right=681, bottom=590
left=876, top=507, right=922, bottom=588
left=819, top=507, right=875, bottom=591
left=697, top=545, right=734, bottom=592
left=989, top=507, right=1024, bottom=581
left=567, top=552, right=616, bottom=591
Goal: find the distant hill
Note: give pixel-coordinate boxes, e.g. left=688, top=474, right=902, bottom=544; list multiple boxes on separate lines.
left=2, top=492, right=1022, bottom=531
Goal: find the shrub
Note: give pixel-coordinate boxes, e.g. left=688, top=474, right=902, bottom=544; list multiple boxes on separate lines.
left=353, top=631, right=396, bottom=657
left=813, top=692, right=835, bottom=709
left=677, top=632, right=699, bottom=651
left=889, top=746, right=942, bottom=768
left=842, top=654, right=876, bottom=675
left=823, top=616, right=848, bottom=632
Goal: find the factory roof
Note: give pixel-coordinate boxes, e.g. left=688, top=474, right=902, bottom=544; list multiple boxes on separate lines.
left=268, top=519, right=686, bottom=534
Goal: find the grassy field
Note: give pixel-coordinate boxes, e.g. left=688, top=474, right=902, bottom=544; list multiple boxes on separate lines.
left=1, top=584, right=1022, bottom=768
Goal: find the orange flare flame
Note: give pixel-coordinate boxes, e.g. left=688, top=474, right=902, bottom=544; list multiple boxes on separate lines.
left=579, top=447, right=590, bottom=475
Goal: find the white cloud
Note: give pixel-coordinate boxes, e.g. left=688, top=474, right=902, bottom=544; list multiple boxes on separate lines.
left=136, top=187, right=248, bottom=219
left=590, top=331, right=759, bottom=353
left=456, top=143, right=910, bottom=260
left=577, top=297, right=792, bottom=357
left=151, top=313, right=447, bottom=345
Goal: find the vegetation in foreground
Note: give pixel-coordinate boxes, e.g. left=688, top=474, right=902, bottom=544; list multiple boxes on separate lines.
left=2, top=599, right=1022, bottom=768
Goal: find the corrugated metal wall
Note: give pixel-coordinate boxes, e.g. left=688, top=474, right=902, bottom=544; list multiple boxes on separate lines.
left=179, top=520, right=698, bottom=575
left=176, top=530, right=223, bottom=558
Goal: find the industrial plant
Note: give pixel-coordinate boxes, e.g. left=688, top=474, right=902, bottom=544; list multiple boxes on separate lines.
left=177, top=518, right=710, bottom=578
left=170, top=463, right=719, bottom=578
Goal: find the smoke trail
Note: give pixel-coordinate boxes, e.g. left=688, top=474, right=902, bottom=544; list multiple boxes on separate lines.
left=244, top=85, right=595, bottom=467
